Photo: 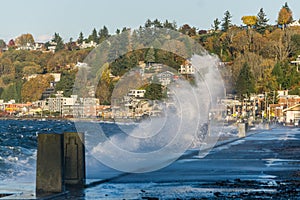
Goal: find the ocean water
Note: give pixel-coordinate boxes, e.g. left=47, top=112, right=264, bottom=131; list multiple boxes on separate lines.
left=0, top=119, right=75, bottom=182
left=0, top=119, right=238, bottom=180
left=0, top=119, right=131, bottom=183
left=0, top=119, right=240, bottom=199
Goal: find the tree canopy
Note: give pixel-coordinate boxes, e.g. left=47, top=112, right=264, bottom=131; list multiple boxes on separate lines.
left=15, top=33, right=35, bottom=47
left=52, top=33, right=64, bottom=52
left=277, top=2, right=293, bottom=29
left=241, top=16, right=257, bottom=28
left=221, top=10, right=232, bottom=31
left=236, top=63, right=255, bottom=96
left=0, top=4, right=300, bottom=103
left=256, top=8, right=269, bottom=34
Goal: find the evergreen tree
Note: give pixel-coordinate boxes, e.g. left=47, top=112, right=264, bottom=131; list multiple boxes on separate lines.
left=163, top=20, right=176, bottom=30
left=283, top=2, right=293, bottom=22
left=55, top=71, right=75, bottom=97
left=98, top=26, right=109, bottom=43
left=77, top=32, right=84, bottom=44
left=145, top=83, right=163, bottom=100
left=145, top=19, right=152, bottom=28
left=0, top=88, right=3, bottom=97
left=153, top=19, right=163, bottom=28
left=52, top=33, right=64, bottom=52
left=15, top=79, right=23, bottom=102
left=221, top=10, right=232, bottom=31
left=256, top=8, right=269, bottom=34
left=212, top=18, right=221, bottom=32
left=283, top=2, right=292, bottom=13
left=272, top=62, right=299, bottom=89
left=122, top=27, right=128, bottom=33
left=291, top=34, right=300, bottom=55
left=88, top=28, right=98, bottom=43
left=236, top=63, right=255, bottom=96
left=145, top=47, right=155, bottom=64
left=272, top=62, right=284, bottom=89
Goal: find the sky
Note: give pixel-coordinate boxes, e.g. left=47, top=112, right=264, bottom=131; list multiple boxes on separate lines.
left=1, top=0, right=299, bottom=42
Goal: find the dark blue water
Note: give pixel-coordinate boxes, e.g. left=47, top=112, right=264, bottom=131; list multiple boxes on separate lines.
left=0, top=119, right=129, bottom=182
left=0, top=119, right=232, bottom=182
left=0, top=119, right=73, bottom=180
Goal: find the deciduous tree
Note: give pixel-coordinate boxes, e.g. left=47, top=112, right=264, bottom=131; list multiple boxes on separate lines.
left=21, top=74, right=54, bottom=102
left=15, top=33, right=35, bottom=47
left=0, top=58, right=14, bottom=75
left=277, top=3, right=293, bottom=29
left=256, top=68, right=277, bottom=93
left=23, top=65, right=43, bottom=75
left=267, top=29, right=295, bottom=61
left=0, top=39, right=6, bottom=50
left=231, top=30, right=248, bottom=54
left=241, top=16, right=257, bottom=29
left=179, top=24, right=196, bottom=37
left=1, top=83, right=19, bottom=101
left=7, top=39, right=16, bottom=48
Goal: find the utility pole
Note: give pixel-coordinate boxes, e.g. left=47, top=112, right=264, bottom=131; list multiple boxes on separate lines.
left=252, top=96, right=256, bottom=120
left=291, top=55, right=300, bottom=72
left=264, top=92, right=268, bottom=122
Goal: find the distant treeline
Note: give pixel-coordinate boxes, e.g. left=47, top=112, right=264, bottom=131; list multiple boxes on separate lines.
left=0, top=2, right=300, bottom=103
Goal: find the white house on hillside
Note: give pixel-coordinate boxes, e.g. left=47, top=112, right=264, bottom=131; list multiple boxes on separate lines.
left=288, top=20, right=300, bottom=27
left=80, top=41, right=97, bottom=49
left=128, top=90, right=146, bottom=98
left=178, top=63, right=195, bottom=75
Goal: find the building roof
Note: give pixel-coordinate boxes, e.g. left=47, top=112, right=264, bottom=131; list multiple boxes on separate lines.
left=283, top=104, right=300, bottom=112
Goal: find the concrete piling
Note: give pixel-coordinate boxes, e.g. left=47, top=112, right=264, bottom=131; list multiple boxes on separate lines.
left=238, top=123, right=248, bottom=138
left=36, top=134, right=64, bottom=196
left=64, top=132, right=85, bottom=185
left=264, top=122, right=270, bottom=130
left=36, top=132, right=86, bottom=197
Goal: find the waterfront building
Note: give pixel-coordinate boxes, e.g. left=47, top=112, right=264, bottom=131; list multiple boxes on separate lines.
left=47, top=91, right=78, bottom=116
left=283, top=104, right=300, bottom=125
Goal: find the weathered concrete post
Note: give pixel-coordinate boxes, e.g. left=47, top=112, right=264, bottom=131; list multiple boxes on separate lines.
left=64, top=132, right=86, bottom=186
left=36, top=132, right=86, bottom=196
left=238, top=123, right=247, bottom=138
left=36, top=134, right=64, bottom=196
left=264, top=122, right=270, bottom=130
